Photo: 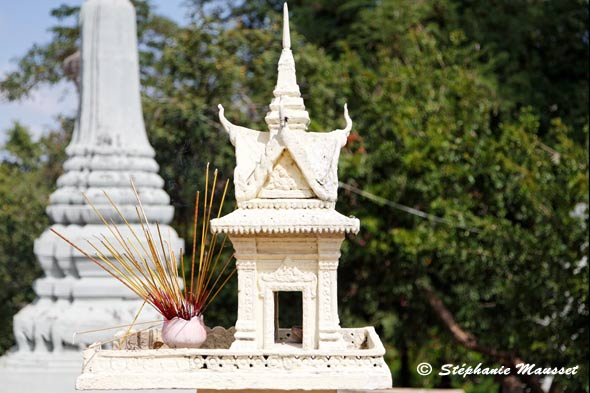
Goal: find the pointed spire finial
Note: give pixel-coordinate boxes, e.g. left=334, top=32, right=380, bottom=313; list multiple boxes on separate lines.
left=265, top=2, right=309, bottom=132
left=283, top=3, right=291, bottom=49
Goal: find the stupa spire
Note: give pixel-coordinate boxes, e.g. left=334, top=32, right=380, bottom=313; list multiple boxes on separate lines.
left=49, top=0, right=172, bottom=224
left=67, top=0, right=154, bottom=157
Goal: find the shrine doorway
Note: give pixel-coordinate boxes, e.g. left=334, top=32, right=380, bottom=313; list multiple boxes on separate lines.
left=259, top=263, right=317, bottom=350
left=273, top=291, right=303, bottom=345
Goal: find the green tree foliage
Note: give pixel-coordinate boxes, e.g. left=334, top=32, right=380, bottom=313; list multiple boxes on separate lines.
left=0, top=121, right=70, bottom=353
left=0, top=1, right=587, bottom=392
left=454, top=0, right=590, bottom=135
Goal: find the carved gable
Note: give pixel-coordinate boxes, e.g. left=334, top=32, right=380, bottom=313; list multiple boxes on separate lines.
left=258, top=150, right=315, bottom=199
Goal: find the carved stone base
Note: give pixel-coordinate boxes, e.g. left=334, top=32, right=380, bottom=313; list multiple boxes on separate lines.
left=76, top=326, right=392, bottom=390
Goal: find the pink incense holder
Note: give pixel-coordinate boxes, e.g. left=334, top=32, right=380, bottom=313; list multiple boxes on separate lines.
left=161, top=315, right=207, bottom=348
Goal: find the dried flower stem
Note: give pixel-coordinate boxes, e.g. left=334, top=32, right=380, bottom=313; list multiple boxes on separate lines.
left=51, top=167, right=235, bottom=321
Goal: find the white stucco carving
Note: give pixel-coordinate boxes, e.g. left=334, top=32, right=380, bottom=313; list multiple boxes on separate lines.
left=259, top=261, right=317, bottom=293
left=219, top=105, right=352, bottom=204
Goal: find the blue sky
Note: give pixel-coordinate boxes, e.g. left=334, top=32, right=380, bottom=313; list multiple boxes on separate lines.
left=0, top=0, right=188, bottom=142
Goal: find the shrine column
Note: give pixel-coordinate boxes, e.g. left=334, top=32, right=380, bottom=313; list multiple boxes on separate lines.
left=231, top=237, right=258, bottom=349
left=317, top=238, right=346, bottom=349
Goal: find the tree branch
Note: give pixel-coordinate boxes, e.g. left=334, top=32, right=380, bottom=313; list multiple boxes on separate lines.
left=418, top=283, right=546, bottom=393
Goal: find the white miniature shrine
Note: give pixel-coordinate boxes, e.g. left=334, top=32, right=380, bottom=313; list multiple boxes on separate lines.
left=76, top=4, right=392, bottom=391
left=214, top=5, right=358, bottom=352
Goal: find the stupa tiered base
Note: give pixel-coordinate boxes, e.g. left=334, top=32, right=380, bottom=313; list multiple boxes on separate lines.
left=76, top=326, right=392, bottom=390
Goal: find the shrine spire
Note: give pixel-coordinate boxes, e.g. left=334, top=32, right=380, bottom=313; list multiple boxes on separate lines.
left=283, top=3, right=291, bottom=49
left=264, top=2, right=310, bottom=132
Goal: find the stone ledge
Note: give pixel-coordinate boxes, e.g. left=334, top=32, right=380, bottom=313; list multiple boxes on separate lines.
left=211, top=208, right=360, bottom=235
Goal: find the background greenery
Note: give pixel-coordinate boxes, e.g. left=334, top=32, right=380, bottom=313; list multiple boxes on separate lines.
left=0, top=1, right=587, bottom=392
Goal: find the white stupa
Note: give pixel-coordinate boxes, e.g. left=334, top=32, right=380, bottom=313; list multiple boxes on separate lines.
left=0, top=1, right=183, bottom=392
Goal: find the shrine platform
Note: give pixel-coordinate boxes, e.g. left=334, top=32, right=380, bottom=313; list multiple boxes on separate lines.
left=76, top=326, right=392, bottom=390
